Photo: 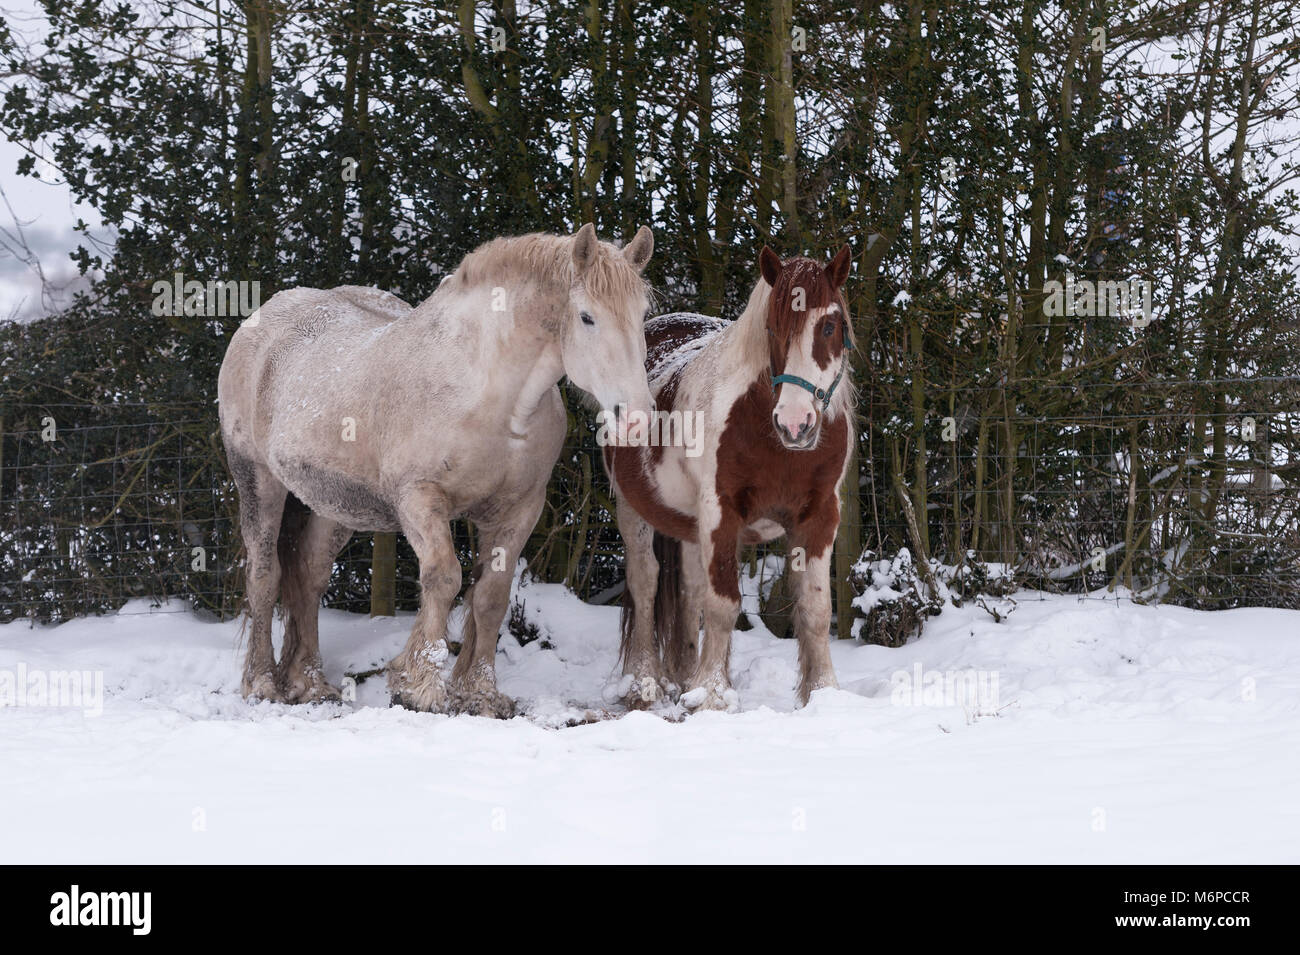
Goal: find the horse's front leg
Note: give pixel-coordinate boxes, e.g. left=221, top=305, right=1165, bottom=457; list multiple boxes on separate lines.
left=682, top=508, right=741, bottom=713
left=789, top=505, right=840, bottom=704
left=387, top=490, right=459, bottom=712
left=447, top=489, right=546, bottom=718
left=614, top=491, right=668, bottom=708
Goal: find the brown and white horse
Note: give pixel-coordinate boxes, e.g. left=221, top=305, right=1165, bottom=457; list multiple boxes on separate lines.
left=605, top=245, right=854, bottom=711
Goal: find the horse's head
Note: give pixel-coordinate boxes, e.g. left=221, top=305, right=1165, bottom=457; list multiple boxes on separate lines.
left=760, top=244, right=853, bottom=451
left=560, top=223, right=656, bottom=430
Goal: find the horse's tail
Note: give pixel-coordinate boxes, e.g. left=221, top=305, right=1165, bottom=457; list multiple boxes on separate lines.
left=456, top=560, right=483, bottom=669
left=276, top=492, right=312, bottom=668
left=618, top=564, right=639, bottom=666
left=620, top=531, right=694, bottom=684
left=655, top=532, right=700, bottom=684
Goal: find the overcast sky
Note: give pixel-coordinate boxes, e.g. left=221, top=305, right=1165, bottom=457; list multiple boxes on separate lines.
left=0, top=1, right=107, bottom=323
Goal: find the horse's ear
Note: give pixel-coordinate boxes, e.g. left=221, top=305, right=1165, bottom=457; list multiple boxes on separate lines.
left=572, top=223, right=598, bottom=274
left=759, top=246, right=782, bottom=286
left=624, top=225, right=654, bottom=273
left=828, top=244, right=852, bottom=288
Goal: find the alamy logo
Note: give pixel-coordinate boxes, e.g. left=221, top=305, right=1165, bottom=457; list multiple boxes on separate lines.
left=50, top=885, right=151, bottom=935
left=0, top=663, right=103, bottom=717
left=151, top=271, right=261, bottom=318
left=595, top=405, right=704, bottom=458
left=1043, top=273, right=1154, bottom=327
left=890, top=663, right=1000, bottom=714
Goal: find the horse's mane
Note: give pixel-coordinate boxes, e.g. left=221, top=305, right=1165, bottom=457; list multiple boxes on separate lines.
left=452, top=232, right=648, bottom=323
left=721, top=276, right=773, bottom=374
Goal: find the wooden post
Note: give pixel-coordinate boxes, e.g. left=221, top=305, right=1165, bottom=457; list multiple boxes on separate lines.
left=564, top=454, right=594, bottom=591
left=758, top=540, right=794, bottom=638
left=370, top=532, right=396, bottom=616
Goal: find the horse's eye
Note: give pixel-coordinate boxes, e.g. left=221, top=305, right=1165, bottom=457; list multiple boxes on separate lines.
left=822, top=321, right=836, bottom=337
left=581, top=312, right=595, bottom=326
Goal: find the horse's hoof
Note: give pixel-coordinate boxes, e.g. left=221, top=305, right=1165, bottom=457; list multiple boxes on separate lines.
left=394, top=687, right=449, bottom=712
left=387, top=672, right=449, bottom=713
left=277, top=662, right=343, bottom=704
left=285, top=678, right=343, bottom=704
left=680, top=683, right=739, bottom=713
left=242, top=672, right=283, bottom=703
left=797, top=673, right=839, bottom=706
left=621, top=674, right=673, bottom=711
left=448, top=687, right=517, bottom=719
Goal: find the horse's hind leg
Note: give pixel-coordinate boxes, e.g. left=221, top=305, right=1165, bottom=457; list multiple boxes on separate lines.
left=230, top=454, right=288, bottom=702
left=278, top=509, right=352, bottom=703
left=387, top=489, right=458, bottom=712
left=449, top=489, right=546, bottom=718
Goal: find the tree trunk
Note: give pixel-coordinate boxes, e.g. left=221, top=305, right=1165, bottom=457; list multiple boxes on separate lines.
left=371, top=532, right=396, bottom=617
left=767, top=0, right=798, bottom=238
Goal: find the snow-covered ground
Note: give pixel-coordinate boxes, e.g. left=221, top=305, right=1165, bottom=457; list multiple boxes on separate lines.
left=2, top=582, right=1298, bottom=863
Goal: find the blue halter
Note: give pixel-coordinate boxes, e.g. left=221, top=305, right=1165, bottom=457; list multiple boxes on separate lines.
left=767, top=321, right=849, bottom=413
left=771, top=362, right=845, bottom=412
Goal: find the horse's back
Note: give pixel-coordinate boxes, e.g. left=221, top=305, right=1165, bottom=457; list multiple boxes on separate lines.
left=219, top=285, right=414, bottom=451
left=329, top=285, right=415, bottom=324
left=645, top=312, right=726, bottom=382
left=240, top=285, right=410, bottom=340
left=225, top=284, right=411, bottom=367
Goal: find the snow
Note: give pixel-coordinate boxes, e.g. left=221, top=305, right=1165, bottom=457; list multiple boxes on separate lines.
left=2, top=587, right=1299, bottom=863
left=1042, top=541, right=1127, bottom=580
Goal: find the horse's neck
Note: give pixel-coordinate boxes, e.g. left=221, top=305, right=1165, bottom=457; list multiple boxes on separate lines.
left=506, top=340, right=564, bottom=435
left=415, top=278, right=564, bottom=427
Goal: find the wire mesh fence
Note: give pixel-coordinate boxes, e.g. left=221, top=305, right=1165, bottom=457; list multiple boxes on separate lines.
left=854, top=373, right=1300, bottom=611
left=870, top=408, right=1299, bottom=605
left=1, top=384, right=1297, bottom=629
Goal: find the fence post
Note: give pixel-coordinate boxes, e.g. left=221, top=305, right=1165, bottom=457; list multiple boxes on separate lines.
left=758, top=540, right=794, bottom=638
left=371, top=532, right=396, bottom=616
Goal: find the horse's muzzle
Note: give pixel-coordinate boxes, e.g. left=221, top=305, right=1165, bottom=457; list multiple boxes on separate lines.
left=773, top=411, right=820, bottom=451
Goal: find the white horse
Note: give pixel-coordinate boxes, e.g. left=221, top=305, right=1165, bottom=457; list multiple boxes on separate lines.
left=218, top=224, right=655, bottom=716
